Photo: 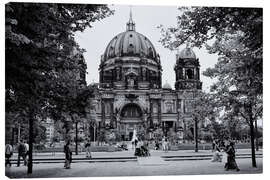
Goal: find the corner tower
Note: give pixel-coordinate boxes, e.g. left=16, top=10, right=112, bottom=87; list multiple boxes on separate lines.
left=174, top=46, right=202, bottom=90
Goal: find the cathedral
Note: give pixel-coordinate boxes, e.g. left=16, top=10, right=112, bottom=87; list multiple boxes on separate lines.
left=89, top=12, right=202, bottom=142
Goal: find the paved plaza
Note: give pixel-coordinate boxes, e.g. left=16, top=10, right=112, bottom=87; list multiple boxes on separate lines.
left=5, top=149, right=263, bottom=178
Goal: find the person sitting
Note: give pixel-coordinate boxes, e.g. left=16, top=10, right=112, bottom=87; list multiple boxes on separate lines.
left=141, top=141, right=150, bottom=157
left=134, top=139, right=144, bottom=157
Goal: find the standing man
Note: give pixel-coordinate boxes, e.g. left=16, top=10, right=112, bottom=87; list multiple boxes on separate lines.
left=24, top=141, right=29, bottom=166
left=64, top=140, right=72, bottom=169
left=17, top=141, right=26, bottom=167
left=162, top=136, right=166, bottom=151
left=85, top=140, right=92, bottom=158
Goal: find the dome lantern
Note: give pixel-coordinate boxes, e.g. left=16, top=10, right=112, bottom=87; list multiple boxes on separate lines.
left=126, top=7, right=135, bottom=31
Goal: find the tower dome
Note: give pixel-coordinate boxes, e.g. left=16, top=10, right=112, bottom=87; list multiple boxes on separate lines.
left=177, top=46, right=196, bottom=59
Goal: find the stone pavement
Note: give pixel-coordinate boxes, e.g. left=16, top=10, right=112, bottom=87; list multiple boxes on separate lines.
left=5, top=158, right=262, bottom=178
left=137, top=156, right=167, bottom=165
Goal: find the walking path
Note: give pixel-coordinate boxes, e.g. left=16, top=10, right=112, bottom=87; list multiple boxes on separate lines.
left=137, top=156, right=167, bottom=165
left=5, top=158, right=262, bottom=178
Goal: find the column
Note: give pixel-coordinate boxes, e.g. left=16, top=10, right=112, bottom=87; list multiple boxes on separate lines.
left=110, top=101, right=114, bottom=128
left=159, top=71, right=162, bottom=88
left=101, top=100, right=105, bottom=128
left=194, top=67, right=197, bottom=80
left=176, top=99, right=180, bottom=131
left=197, top=68, right=200, bottom=80
left=100, top=69, right=104, bottom=83
left=158, top=99, right=161, bottom=125
left=150, top=100, right=153, bottom=127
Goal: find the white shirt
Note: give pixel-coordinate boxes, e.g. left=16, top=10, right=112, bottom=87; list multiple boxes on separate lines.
left=24, top=143, right=29, bottom=151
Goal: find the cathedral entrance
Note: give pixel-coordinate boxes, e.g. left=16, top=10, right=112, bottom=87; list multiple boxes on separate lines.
left=119, top=103, right=144, bottom=141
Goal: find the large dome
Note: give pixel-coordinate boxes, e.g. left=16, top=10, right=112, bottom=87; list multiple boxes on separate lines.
left=99, top=11, right=162, bottom=90
left=101, top=12, right=159, bottom=63
left=102, top=31, right=158, bottom=62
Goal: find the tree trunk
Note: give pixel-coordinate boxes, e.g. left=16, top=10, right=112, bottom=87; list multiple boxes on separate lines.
left=18, top=124, right=21, bottom=143
left=75, top=121, right=78, bottom=155
left=194, top=118, right=198, bottom=152
left=249, top=105, right=257, bottom=167
left=11, top=127, right=15, bottom=146
left=27, top=113, right=34, bottom=174
left=255, top=119, right=259, bottom=151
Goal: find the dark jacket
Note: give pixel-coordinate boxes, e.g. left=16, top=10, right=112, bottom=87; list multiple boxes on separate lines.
left=64, top=144, right=72, bottom=161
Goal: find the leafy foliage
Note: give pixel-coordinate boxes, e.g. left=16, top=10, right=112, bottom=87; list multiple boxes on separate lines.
left=6, top=2, right=113, bottom=129
left=159, top=6, right=262, bottom=167
left=5, top=2, right=113, bottom=173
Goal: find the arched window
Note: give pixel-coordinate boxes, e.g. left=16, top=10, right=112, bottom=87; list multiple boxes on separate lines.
left=127, top=44, right=134, bottom=54
left=165, top=101, right=173, bottom=113
left=109, top=46, right=114, bottom=57
left=121, top=104, right=142, bottom=118
left=105, top=103, right=111, bottom=115
left=148, top=47, right=154, bottom=58
left=186, top=69, right=194, bottom=79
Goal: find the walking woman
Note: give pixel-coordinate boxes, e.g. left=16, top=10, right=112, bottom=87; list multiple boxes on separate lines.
left=85, top=140, right=92, bottom=158
left=225, top=141, right=240, bottom=171
left=64, top=141, right=72, bottom=169
left=211, top=140, right=222, bottom=162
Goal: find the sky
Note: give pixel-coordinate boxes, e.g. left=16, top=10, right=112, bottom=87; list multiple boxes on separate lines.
left=74, top=4, right=219, bottom=92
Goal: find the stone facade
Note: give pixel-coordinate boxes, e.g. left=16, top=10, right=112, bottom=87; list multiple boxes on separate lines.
left=88, top=13, right=202, bottom=142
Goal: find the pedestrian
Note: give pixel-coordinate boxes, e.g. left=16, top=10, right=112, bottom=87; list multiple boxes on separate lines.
left=5, top=143, right=13, bottom=167
left=155, top=140, right=159, bottom=150
left=50, top=142, right=56, bottom=156
left=64, top=140, right=72, bottom=169
left=141, top=141, right=150, bottom=156
left=164, top=138, right=169, bottom=152
left=211, top=140, right=222, bottom=162
left=134, top=139, right=138, bottom=148
left=162, top=136, right=166, bottom=151
left=17, top=141, right=26, bottom=167
left=24, top=141, right=29, bottom=166
left=224, top=141, right=240, bottom=171
left=85, top=140, right=92, bottom=158
left=134, top=138, right=142, bottom=156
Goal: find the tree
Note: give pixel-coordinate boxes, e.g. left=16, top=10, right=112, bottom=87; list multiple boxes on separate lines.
left=159, top=7, right=262, bottom=167
left=191, top=91, right=218, bottom=152
left=5, top=2, right=113, bottom=174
